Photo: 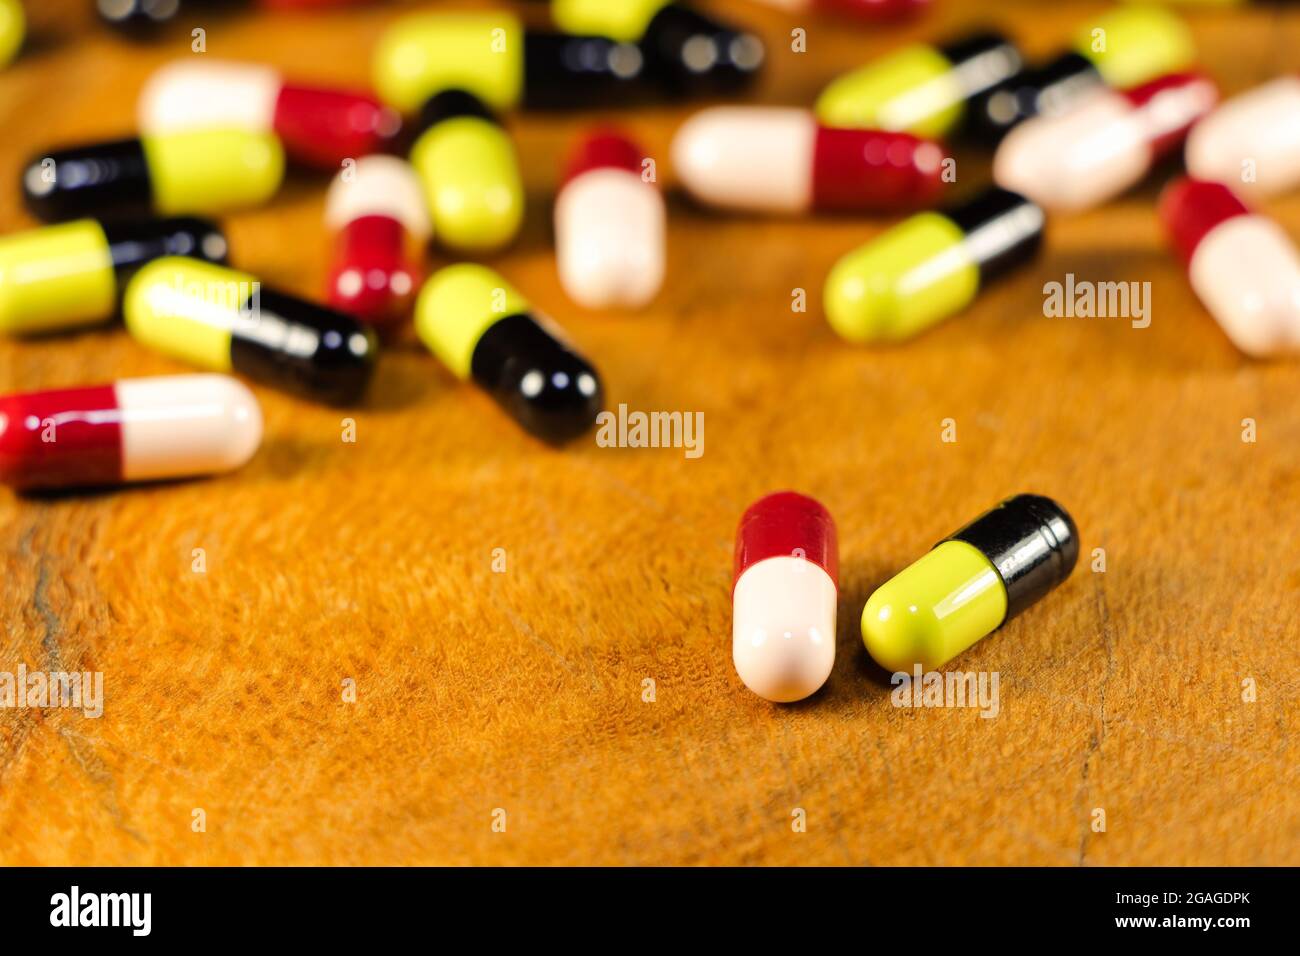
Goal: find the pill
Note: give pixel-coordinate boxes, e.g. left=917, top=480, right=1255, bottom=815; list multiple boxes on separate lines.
left=137, top=59, right=401, bottom=170
left=672, top=106, right=947, bottom=214
left=0, top=0, right=23, bottom=68
left=815, top=30, right=1022, bottom=138
left=373, top=11, right=649, bottom=114
left=408, top=91, right=524, bottom=253
left=1159, top=177, right=1300, bottom=356
left=732, top=491, right=838, bottom=703
left=556, top=129, right=665, bottom=309
left=862, top=494, right=1078, bottom=673
left=22, top=130, right=284, bottom=222
left=0, top=374, right=261, bottom=491
left=1186, top=76, right=1300, bottom=200
left=324, top=156, right=430, bottom=326
left=415, top=264, right=603, bottom=443
left=0, top=217, right=227, bottom=336
left=552, top=0, right=764, bottom=95
left=995, top=72, right=1218, bottom=212
left=98, top=0, right=371, bottom=34
left=824, top=186, right=1044, bottom=343
left=746, top=0, right=929, bottom=20
left=965, top=6, right=1194, bottom=145
left=123, top=257, right=378, bottom=404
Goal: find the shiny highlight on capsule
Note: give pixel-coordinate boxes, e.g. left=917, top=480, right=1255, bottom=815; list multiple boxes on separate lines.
left=1186, top=76, right=1300, bottom=200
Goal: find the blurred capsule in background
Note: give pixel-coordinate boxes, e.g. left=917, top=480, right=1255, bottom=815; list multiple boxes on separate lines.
left=824, top=186, right=1044, bottom=343
left=1160, top=178, right=1300, bottom=356
left=98, top=0, right=373, bottom=35
left=995, top=72, right=1218, bottom=212
left=373, top=11, right=649, bottom=114
left=0, top=217, right=226, bottom=336
left=556, top=130, right=665, bottom=310
left=552, top=0, right=764, bottom=96
left=1186, top=76, right=1300, bottom=201
left=964, top=5, right=1195, bottom=145
left=408, top=91, right=524, bottom=254
left=416, top=264, right=603, bottom=444
left=0, top=375, right=261, bottom=491
left=747, top=0, right=929, bottom=20
left=815, top=30, right=1022, bottom=138
left=324, top=156, right=430, bottom=327
left=0, top=0, right=23, bottom=68
left=124, top=257, right=378, bottom=404
left=138, top=60, right=401, bottom=170
left=22, top=130, right=284, bottom=222
left=673, top=106, right=946, bottom=214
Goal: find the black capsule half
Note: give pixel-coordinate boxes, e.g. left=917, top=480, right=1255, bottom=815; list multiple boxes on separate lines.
left=521, top=32, right=653, bottom=109
left=937, top=30, right=1025, bottom=105
left=102, top=217, right=229, bottom=279
left=469, top=313, right=603, bottom=445
left=945, top=493, right=1079, bottom=622
left=945, top=187, right=1046, bottom=284
left=230, top=289, right=379, bottom=405
left=96, top=0, right=193, bottom=36
left=640, top=3, right=764, bottom=96
left=963, top=52, right=1104, bottom=146
left=23, top=138, right=153, bottom=222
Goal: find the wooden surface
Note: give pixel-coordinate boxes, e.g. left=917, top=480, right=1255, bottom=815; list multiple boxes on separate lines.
left=1, top=0, right=1299, bottom=866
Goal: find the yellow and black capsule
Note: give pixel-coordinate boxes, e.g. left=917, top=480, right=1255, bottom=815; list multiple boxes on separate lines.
left=416, top=264, right=603, bottom=444
left=124, top=257, right=378, bottom=405
left=0, top=217, right=226, bottom=336
left=22, top=129, right=284, bottom=222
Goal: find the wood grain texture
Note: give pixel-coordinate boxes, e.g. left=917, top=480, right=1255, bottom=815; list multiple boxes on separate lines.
left=1, top=0, right=1298, bottom=866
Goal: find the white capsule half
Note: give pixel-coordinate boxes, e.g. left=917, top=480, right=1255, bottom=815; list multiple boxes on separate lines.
left=325, top=155, right=432, bottom=238
left=672, top=106, right=816, bottom=213
left=555, top=168, right=665, bottom=309
left=1186, top=76, right=1300, bottom=200
left=732, top=556, right=837, bottom=703
left=138, top=60, right=282, bottom=134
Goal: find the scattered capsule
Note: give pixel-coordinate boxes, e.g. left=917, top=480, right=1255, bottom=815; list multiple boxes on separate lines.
left=556, top=130, right=665, bottom=310
left=98, top=0, right=372, bottom=34
left=1186, top=76, right=1300, bottom=200
left=747, top=0, right=929, bottom=20
left=824, top=186, right=1045, bottom=343
left=324, top=156, right=431, bottom=326
left=0, top=217, right=227, bottom=336
left=815, top=30, right=1022, bottom=138
left=995, top=72, right=1218, bottom=212
left=672, top=106, right=947, bottom=214
left=22, top=130, right=284, bottom=222
left=552, top=0, right=764, bottom=95
left=408, top=91, right=524, bottom=253
left=732, top=491, right=838, bottom=703
left=123, top=257, right=378, bottom=404
left=0, top=374, right=261, bottom=491
left=415, top=264, right=603, bottom=444
left=1159, top=177, right=1300, bottom=356
left=0, top=0, right=24, bottom=68
left=373, top=11, right=649, bottom=114
left=138, top=59, right=401, bottom=170
left=964, top=6, right=1195, bottom=145
left=862, top=494, right=1078, bottom=673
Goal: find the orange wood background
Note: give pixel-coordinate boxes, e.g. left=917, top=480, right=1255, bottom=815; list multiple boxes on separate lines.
left=1, top=0, right=1298, bottom=866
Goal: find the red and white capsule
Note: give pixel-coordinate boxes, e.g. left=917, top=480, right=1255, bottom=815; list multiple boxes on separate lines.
left=733, top=491, right=838, bottom=703
left=671, top=106, right=946, bottom=214
left=0, top=374, right=262, bottom=491
left=1187, top=75, right=1300, bottom=201
left=995, top=72, right=1218, bottom=211
left=324, top=156, right=431, bottom=326
left=555, top=130, right=665, bottom=310
left=138, top=59, right=402, bottom=169
left=1160, top=177, right=1300, bottom=356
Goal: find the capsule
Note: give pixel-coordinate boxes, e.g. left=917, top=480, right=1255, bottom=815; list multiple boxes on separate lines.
left=408, top=91, right=524, bottom=253
left=0, top=217, right=227, bottom=336
left=324, top=156, right=431, bottom=326
left=556, top=130, right=665, bottom=310
left=123, top=258, right=378, bottom=404
left=672, top=106, right=946, bottom=214
left=994, top=72, right=1218, bottom=212
left=0, top=375, right=261, bottom=491
left=746, top=0, right=929, bottom=20
left=964, top=6, right=1195, bottom=145
left=415, top=264, right=603, bottom=443
left=1, top=0, right=24, bottom=68
left=373, top=11, right=650, bottom=114
left=815, top=30, right=1023, bottom=138
left=1159, top=178, right=1300, bottom=356
left=732, top=491, right=838, bottom=703
left=138, top=60, right=401, bottom=170
left=1186, top=76, right=1300, bottom=200
left=98, top=0, right=373, bottom=34
left=22, top=130, right=284, bottom=222
left=824, top=187, right=1045, bottom=343
left=862, top=494, right=1078, bottom=673
left=551, top=0, right=764, bottom=95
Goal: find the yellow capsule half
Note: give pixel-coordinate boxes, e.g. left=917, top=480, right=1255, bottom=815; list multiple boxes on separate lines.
left=410, top=117, right=524, bottom=253
left=551, top=0, right=670, bottom=41
left=815, top=43, right=966, bottom=138
left=142, top=129, right=284, bottom=216
left=0, top=0, right=24, bottom=68
left=124, top=257, right=259, bottom=371
left=1072, top=5, right=1195, bottom=90
left=415, top=262, right=529, bottom=379
left=0, top=220, right=115, bottom=335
